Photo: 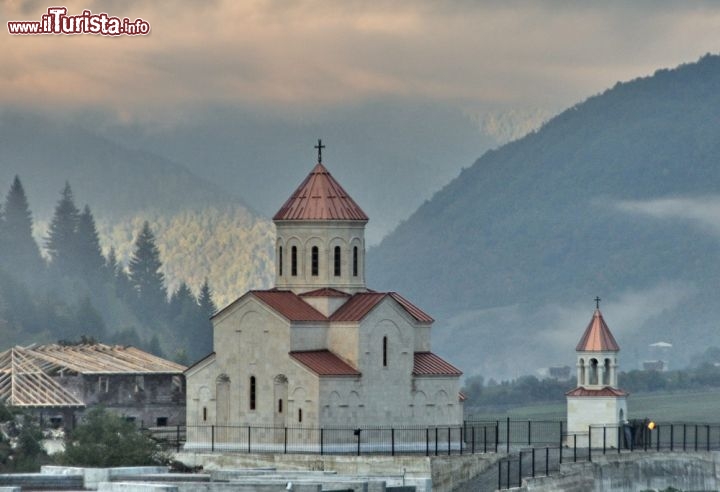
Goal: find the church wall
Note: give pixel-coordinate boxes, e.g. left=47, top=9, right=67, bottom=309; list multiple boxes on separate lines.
left=290, top=323, right=328, bottom=351
left=414, top=326, right=431, bottom=352
left=412, top=377, right=463, bottom=427
left=275, top=221, right=366, bottom=293
left=567, top=396, right=627, bottom=448
left=286, top=360, right=321, bottom=427
left=328, top=323, right=359, bottom=367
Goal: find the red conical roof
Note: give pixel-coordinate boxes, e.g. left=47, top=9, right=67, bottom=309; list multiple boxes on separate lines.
left=575, top=309, right=620, bottom=352
left=273, top=163, right=368, bottom=221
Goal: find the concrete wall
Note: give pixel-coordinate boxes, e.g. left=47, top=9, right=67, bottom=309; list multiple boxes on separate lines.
left=519, top=452, right=720, bottom=492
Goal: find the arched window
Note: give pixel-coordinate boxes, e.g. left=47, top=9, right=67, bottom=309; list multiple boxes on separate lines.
left=202, top=407, right=207, bottom=422
left=249, top=376, right=256, bottom=410
left=603, top=358, right=611, bottom=385
left=579, top=358, right=585, bottom=385
left=589, top=359, right=598, bottom=385
left=298, top=408, right=303, bottom=423
left=382, top=336, right=388, bottom=367
left=291, top=246, right=298, bottom=276
left=334, top=246, right=341, bottom=276
left=353, top=246, right=358, bottom=277
left=311, top=246, right=319, bottom=276
left=278, top=399, right=283, bottom=413
left=278, top=246, right=283, bottom=276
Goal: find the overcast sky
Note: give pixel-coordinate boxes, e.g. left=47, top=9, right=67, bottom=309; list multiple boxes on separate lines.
left=3, top=1, right=720, bottom=123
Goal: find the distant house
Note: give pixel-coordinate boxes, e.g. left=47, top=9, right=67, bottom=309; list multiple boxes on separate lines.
left=0, top=343, right=186, bottom=428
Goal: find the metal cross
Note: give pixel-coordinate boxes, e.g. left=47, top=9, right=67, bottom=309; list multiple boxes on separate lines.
left=314, top=139, right=326, bottom=163
left=594, top=296, right=601, bottom=309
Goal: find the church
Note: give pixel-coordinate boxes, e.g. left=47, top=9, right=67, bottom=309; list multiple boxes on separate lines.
left=185, top=142, right=463, bottom=437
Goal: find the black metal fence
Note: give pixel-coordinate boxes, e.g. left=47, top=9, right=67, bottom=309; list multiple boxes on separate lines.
left=497, top=421, right=720, bottom=489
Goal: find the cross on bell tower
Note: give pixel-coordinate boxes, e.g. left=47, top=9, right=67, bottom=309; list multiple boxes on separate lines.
left=314, top=139, right=326, bottom=163
left=595, top=296, right=601, bottom=309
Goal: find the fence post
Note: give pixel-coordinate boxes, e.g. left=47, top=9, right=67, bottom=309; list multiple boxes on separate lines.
left=447, top=427, right=451, bottom=456
left=683, top=424, right=686, bottom=451
left=573, top=434, right=577, bottom=462
left=391, top=428, right=395, bottom=456
left=518, top=451, right=523, bottom=488
left=695, top=424, right=698, bottom=451
left=320, top=428, right=324, bottom=456
left=426, top=428, right=429, bottom=456
left=531, top=447, right=536, bottom=477
left=356, top=429, right=361, bottom=456
left=707, top=425, right=710, bottom=452
left=211, top=425, right=215, bottom=453
left=603, top=426, right=606, bottom=455
left=498, top=460, right=502, bottom=491
left=656, top=425, right=660, bottom=452
left=472, top=425, right=475, bottom=454
left=527, top=420, right=532, bottom=446
left=176, top=425, right=181, bottom=452
left=545, top=447, right=549, bottom=475
left=618, top=425, right=621, bottom=454
left=484, top=425, right=488, bottom=453
left=460, top=426, right=463, bottom=455
left=435, top=427, right=439, bottom=456
left=671, top=424, right=674, bottom=452
left=559, top=422, right=563, bottom=464
left=284, top=427, right=288, bottom=454
left=506, top=417, right=510, bottom=453
left=495, top=421, right=499, bottom=453
left=247, top=426, right=251, bottom=453
left=588, top=426, right=592, bottom=462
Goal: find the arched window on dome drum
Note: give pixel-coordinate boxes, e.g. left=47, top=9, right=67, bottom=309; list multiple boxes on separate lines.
left=311, top=246, right=319, bottom=276
left=249, top=376, right=256, bottom=410
left=353, top=246, right=358, bottom=277
left=291, top=246, right=297, bottom=276
left=383, top=336, right=388, bottom=367
left=334, top=246, right=341, bottom=276
left=278, top=246, right=283, bottom=276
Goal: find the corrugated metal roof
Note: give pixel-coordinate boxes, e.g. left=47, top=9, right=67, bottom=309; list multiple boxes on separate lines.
left=0, top=344, right=186, bottom=408
left=273, top=163, right=369, bottom=221
left=300, top=288, right=351, bottom=298
left=330, top=292, right=385, bottom=321
left=576, top=309, right=620, bottom=352
left=566, top=387, right=628, bottom=397
left=413, top=352, right=463, bottom=377
left=290, top=350, right=360, bottom=376
left=330, top=292, right=433, bottom=323
left=252, top=290, right=327, bottom=321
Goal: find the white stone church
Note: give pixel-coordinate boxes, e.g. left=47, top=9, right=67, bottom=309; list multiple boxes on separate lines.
left=185, top=145, right=463, bottom=435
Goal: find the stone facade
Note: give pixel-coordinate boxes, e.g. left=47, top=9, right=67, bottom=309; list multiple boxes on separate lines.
left=185, top=159, right=463, bottom=447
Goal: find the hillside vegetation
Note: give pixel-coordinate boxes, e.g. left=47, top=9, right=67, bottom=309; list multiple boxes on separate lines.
left=368, top=54, right=720, bottom=378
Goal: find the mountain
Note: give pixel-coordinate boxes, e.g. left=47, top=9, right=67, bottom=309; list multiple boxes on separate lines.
left=0, top=111, right=274, bottom=308
left=368, top=54, right=720, bottom=380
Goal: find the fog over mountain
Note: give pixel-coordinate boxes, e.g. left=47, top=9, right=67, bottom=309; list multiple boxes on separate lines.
left=368, top=54, right=720, bottom=380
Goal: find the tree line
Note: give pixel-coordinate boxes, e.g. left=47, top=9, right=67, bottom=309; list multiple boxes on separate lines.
left=0, top=176, right=216, bottom=364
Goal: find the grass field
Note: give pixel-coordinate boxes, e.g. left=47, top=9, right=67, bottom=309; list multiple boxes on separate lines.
left=467, top=388, right=720, bottom=423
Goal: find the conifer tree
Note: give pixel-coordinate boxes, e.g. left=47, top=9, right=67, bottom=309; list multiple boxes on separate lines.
left=196, top=279, right=216, bottom=360
left=128, top=221, right=167, bottom=321
left=75, top=205, right=104, bottom=282
left=198, top=279, right=217, bottom=319
left=46, top=182, right=80, bottom=276
left=1, top=176, right=44, bottom=281
left=169, top=282, right=195, bottom=320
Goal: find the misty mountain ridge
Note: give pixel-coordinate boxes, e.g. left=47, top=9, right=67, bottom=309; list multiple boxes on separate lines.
left=368, top=53, right=720, bottom=380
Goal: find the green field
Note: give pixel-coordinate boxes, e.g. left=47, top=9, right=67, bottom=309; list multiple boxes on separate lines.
left=467, top=388, right=720, bottom=423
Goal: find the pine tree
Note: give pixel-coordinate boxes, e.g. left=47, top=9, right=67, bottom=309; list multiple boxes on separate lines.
left=198, top=279, right=217, bottom=319
left=169, top=282, right=195, bottom=320
left=196, top=279, right=216, bottom=360
left=75, top=205, right=105, bottom=282
left=74, top=297, right=106, bottom=341
left=128, top=221, right=167, bottom=322
left=1, top=176, right=44, bottom=282
left=46, top=182, right=80, bottom=276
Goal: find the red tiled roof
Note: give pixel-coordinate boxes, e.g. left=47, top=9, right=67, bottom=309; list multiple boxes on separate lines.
left=413, top=352, right=463, bottom=377
left=576, top=309, right=620, bottom=352
left=566, top=386, right=628, bottom=397
left=290, top=350, right=360, bottom=376
left=273, top=163, right=368, bottom=221
left=300, top=288, right=351, bottom=298
left=252, top=290, right=327, bottom=322
left=330, top=292, right=433, bottom=323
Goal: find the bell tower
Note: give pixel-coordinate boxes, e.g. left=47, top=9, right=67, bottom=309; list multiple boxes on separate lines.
left=273, top=140, right=368, bottom=295
left=566, top=298, right=628, bottom=448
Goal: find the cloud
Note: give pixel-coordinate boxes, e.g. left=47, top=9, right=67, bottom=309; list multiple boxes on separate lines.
left=616, top=197, right=720, bottom=236
left=1, top=1, right=720, bottom=122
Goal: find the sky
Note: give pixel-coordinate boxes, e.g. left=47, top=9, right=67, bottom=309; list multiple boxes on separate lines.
left=3, top=0, right=720, bottom=241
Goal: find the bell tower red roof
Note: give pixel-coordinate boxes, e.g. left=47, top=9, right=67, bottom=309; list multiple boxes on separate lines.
left=273, top=163, right=369, bottom=221
left=575, top=309, right=620, bottom=352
